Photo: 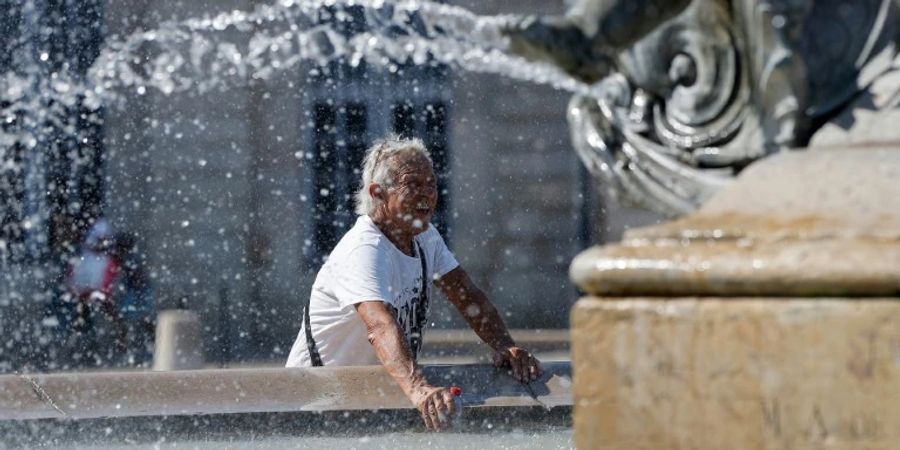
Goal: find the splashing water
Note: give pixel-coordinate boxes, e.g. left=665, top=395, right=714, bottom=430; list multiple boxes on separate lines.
left=100, top=0, right=590, bottom=94
left=2, top=0, right=591, bottom=148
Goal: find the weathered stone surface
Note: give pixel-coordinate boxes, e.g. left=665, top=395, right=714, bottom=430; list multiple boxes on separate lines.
left=571, top=148, right=900, bottom=297
left=571, top=298, right=900, bottom=450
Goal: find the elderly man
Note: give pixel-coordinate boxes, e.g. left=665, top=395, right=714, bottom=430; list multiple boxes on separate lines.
left=286, top=135, right=543, bottom=430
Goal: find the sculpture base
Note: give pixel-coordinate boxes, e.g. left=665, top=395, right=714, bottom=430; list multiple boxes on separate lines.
left=571, top=298, right=900, bottom=450
left=569, top=147, right=899, bottom=448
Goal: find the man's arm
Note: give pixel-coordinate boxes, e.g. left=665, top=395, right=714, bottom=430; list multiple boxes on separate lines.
left=354, top=301, right=457, bottom=431
left=436, top=267, right=543, bottom=383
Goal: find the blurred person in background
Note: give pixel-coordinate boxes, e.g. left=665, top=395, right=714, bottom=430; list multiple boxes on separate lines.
left=286, top=135, right=543, bottom=431
left=64, top=218, right=127, bottom=366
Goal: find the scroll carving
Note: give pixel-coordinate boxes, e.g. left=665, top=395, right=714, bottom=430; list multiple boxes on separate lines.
left=508, top=0, right=899, bottom=215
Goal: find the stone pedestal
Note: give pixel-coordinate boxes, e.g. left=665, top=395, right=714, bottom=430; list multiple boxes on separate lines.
left=569, top=148, right=900, bottom=449
left=153, top=310, right=204, bottom=371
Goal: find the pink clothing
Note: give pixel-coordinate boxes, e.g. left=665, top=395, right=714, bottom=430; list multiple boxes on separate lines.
left=66, top=250, right=120, bottom=303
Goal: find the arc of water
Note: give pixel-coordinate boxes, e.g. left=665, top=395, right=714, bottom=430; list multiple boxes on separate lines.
left=3, top=0, right=595, bottom=153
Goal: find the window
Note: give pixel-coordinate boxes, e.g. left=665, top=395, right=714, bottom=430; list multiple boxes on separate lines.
left=307, top=100, right=371, bottom=265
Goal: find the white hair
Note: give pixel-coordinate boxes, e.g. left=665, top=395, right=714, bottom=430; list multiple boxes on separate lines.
left=355, top=135, right=433, bottom=216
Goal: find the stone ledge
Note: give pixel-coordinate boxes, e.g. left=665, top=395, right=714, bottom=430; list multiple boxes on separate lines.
left=571, top=236, right=900, bottom=296
left=0, top=362, right=572, bottom=421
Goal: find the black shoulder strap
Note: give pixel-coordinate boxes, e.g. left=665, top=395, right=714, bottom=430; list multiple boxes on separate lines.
left=417, top=240, right=428, bottom=286
left=304, top=300, right=324, bottom=367
left=409, top=240, right=429, bottom=359
left=417, top=241, right=428, bottom=313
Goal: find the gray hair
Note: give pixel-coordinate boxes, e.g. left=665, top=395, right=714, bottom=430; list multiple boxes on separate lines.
left=355, top=135, right=433, bottom=216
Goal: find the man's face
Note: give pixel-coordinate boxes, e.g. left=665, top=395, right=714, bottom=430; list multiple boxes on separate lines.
left=381, top=153, right=438, bottom=234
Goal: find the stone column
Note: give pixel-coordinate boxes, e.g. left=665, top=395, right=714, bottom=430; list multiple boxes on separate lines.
left=569, top=148, right=900, bottom=449
left=153, top=310, right=204, bottom=371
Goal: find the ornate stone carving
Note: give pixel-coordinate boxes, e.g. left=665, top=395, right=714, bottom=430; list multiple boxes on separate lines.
left=507, top=0, right=900, bottom=215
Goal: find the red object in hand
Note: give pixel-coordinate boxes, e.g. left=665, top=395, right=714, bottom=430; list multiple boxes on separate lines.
left=449, top=385, right=462, bottom=396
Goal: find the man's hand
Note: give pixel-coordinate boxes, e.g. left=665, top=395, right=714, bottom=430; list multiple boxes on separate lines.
left=493, top=346, right=543, bottom=383
left=410, top=385, right=458, bottom=431
left=355, top=301, right=456, bottom=432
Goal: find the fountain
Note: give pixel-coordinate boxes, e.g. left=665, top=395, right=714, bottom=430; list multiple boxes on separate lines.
left=504, top=0, right=900, bottom=448
left=3, top=0, right=897, bottom=448
left=507, top=0, right=900, bottom=215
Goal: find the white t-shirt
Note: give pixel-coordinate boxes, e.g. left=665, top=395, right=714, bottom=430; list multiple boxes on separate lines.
left=286, top=215, right=459, bottom=367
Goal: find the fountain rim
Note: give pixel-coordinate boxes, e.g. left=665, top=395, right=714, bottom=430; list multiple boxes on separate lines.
left=1, top=361, right=572, bottom=421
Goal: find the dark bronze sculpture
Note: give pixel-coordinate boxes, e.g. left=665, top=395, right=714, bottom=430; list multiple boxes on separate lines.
left=507, top=0, right=900, bottom=215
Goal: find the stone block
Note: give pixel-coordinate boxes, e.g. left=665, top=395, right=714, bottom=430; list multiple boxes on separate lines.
left=154, top=310, right=205, bottom=371
left=571, top=297, right=900, bottom=450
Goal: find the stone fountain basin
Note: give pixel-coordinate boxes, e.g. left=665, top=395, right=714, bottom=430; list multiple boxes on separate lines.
left=1, top=362, right=572, bottom=421
left=1, top=363, right=573, bottom=447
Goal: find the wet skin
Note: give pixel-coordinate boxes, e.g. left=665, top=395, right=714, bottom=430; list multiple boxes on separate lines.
left=369, top=152, right=438, bottom=255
